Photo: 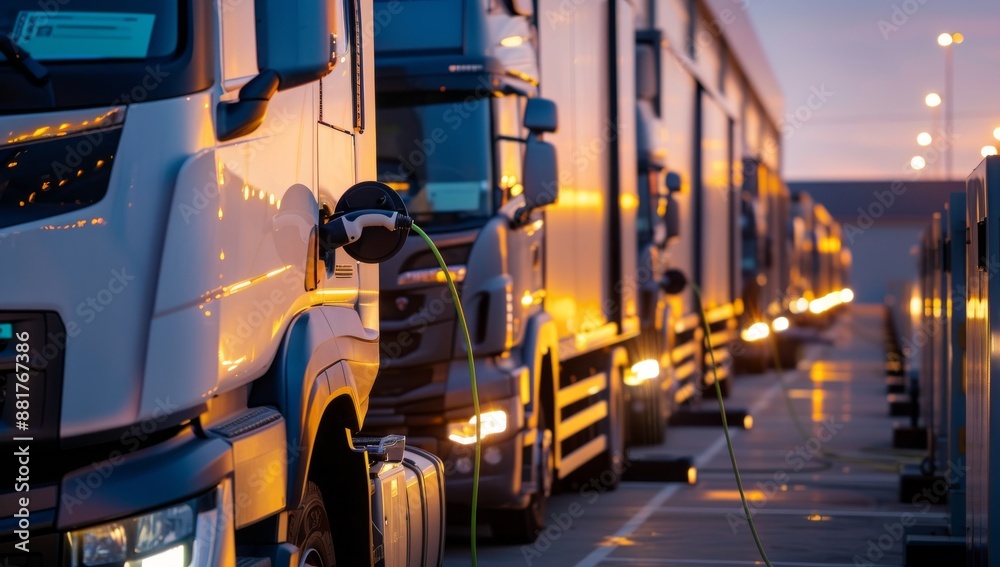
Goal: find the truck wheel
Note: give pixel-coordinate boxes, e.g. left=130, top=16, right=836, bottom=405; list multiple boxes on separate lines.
left=492, top=495, right=544, bottom=544
left=628, top=379, right=664, bottom=446
left=596, top=364, right=626, bottom=491
left=289, top=481, right=337, bottom=567
left=492, top=426, right=554, bottom=544
left=776, top=340, right=800, bottom=371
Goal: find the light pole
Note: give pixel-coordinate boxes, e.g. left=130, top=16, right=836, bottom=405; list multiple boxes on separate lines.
left=925, top=92, right=942, bottom=178
left=938, top=32, right=963, bottom=179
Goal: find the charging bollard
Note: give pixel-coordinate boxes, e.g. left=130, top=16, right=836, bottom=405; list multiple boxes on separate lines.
left=621, top=455, right=697, bottom=484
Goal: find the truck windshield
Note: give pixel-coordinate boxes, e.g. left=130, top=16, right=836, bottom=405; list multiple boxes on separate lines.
left=376, top=97, right=493, bottom=227
left=0, top=1, right=208, bottom=113
left=0, top=3, right=178, bottom=62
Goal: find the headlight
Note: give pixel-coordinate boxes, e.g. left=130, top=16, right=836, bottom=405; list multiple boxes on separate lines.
left=625, top=359, right=660, bottom=386
left=69, top=480, right=230, bottom=567
left=740, top=322, right=770, bottom=342
left=448, top=410, right=508, bottom=445
left=790, top=298, right=809, bottom=314
left=772, top=317, right=790, bottom=332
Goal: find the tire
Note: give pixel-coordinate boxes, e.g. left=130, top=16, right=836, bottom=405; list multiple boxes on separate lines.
left=491, top=427, right=554, bottom=544
left=717, top=371, right=731, bottom=399
left=595, top=363, right=626, bottom=491
left=288, top=482, right=337, bottom=567
left=628, top=379, right=664, bottom=446
left=776, top=340, right=799, bottom=371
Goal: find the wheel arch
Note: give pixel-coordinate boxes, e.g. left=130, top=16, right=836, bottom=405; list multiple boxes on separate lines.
left=523, top=312, right=560, bottom=431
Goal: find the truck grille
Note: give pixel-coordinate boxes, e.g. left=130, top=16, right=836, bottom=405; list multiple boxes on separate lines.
left=371, top=368, right=435, bottom=398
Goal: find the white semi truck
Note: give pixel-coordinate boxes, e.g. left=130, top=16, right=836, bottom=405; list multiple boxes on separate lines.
left=0, top=1, right=444, bottom=566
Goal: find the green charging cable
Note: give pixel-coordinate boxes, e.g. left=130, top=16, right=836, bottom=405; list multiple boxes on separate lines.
left=693, top=283, right=774, bottom=567
left=411, top=223, right=481, bottom=567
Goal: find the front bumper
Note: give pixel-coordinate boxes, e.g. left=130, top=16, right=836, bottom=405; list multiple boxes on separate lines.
left=440, top=426, right=534, bottom=510
left=366, top=356, right=540, bottom=511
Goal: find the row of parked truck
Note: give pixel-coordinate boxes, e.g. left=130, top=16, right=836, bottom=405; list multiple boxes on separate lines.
left=887, top=155, right=1000, bottom=566
left=0, top=0, right=849, bottom=564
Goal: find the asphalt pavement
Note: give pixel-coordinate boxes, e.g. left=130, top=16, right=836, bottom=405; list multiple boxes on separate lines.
left=444, top=304, right=936, bottom=567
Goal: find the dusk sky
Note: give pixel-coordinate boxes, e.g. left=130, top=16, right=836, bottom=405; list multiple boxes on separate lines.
left=746, top=0, right=1000, bottom=181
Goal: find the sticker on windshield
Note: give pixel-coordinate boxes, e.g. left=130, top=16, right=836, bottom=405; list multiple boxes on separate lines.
left=426, top=182, right=485, bottom=213
left=11, top=11, right=155, bottom=60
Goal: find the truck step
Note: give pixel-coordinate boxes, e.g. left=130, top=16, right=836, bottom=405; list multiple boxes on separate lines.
left=621, top=455, right=697, bottom=484
left=670, top=408, right=753, bottom=430
left=887, top=393, right=914, bottom=416
left=211, top=406, right=283, bottom=438
left=892, top=423, right=928, bottom=449
left=236, top=558, right=271, bottom=567
left=353, top=434, right=406, bottom=462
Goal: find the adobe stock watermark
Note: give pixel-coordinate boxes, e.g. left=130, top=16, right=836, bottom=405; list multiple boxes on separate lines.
left=59, top=396, right=182, bottom=516
left=779, top=85, right=834, bottom=140
left=49, top=64, right=171, bottom=181
left=28, top=266, right=137, bottom=371
left=877, top=0, right=931, bottom=40
left=851, top=459, right=967, bottom=566
left=898, top=258, right=997, bottom=360
left=520, top=453, right=632, bottom=564
left=841, top=130, right=956, bottom=244
left=727, top=417, right=845, bottom=533
left=691, top=0, right=753, bottom=52
left=178, top=106, right=297, bottom=224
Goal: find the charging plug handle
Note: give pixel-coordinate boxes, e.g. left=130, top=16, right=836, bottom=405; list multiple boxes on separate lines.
left=320, top=209, right=412, bottom=252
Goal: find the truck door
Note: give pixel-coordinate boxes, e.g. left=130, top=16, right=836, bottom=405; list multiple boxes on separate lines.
left=317, top=0, right=361, bottom=302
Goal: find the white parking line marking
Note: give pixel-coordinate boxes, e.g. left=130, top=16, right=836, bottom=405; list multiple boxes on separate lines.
left=599, top=558, right=896, bottom=567
left=574, top=382, right=784, bottom=567
left=648, top=506, right=949, bottom=520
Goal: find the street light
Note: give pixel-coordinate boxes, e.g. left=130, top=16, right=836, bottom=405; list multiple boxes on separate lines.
left=911, top=156, right=927, bottom=170
left=993, top=127, right=1000, bottom=141
left=938, top=32, right=961, bottom=179
left=924, top=94, right=942, bottom=178
left=917, top=132, right=933, bottom=146
left=982, top=146, right=998, bottom=158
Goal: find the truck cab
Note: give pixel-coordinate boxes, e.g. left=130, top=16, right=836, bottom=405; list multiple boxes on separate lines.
left=369, top=0, right=558, bottom=542
left=630, top=33, right=688, bottom=444
left=735, top=158, right=799, bottom=372
left=0, top=1, right=442, bottom=565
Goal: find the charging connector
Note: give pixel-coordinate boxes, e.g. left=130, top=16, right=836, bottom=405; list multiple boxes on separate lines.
left=320, top=210, right=413, bottom=252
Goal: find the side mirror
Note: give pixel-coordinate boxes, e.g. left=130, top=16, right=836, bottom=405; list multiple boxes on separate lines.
left=661, top=269, right=688, bottom=295
left=514, top=98, right=560, bottom=226
left=218, top=0, right=332, bottom=141
left=217, top=71, right=280, bottom=142
left=665, top=171, right=682, bottom=193
left=256, top=0, right=333, bottom=90
left=524, top=98, right=558, bottom=134
left=518, top=135, right=558, bottom=219
left=508, top=0, right=534, bottom=16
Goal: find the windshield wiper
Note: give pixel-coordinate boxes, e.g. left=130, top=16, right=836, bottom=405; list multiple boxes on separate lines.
left=0, top=32, right=49, bottom=86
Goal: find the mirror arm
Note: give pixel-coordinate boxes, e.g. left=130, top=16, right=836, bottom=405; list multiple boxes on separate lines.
left=216, top=70, right=281, bottom=142
left=510, top=206, right=532, bottom=229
